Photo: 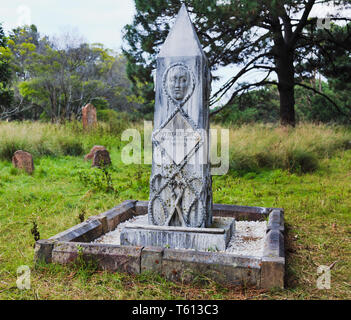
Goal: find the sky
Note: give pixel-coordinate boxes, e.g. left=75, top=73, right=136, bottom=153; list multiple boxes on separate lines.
left=0, top=0, right=350, bottom=106
left=0, top=0, right=136, bottom=51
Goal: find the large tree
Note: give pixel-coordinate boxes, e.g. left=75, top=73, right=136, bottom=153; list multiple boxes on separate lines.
left=0, top=23, right=13, bottom=110
left=123, top=0, right=351, bottom=126
left=1, top=26, right=140, bottom=121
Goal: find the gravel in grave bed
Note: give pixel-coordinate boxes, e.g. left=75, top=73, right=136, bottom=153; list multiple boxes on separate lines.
left=92, top=215, right=267, bottom=257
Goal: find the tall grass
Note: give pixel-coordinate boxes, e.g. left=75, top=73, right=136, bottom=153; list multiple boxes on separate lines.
left=224, top=123, right=351, bottom=173
left=0, top=120, right=126, bottom=161
left=1, top=121, right=350, bottom=173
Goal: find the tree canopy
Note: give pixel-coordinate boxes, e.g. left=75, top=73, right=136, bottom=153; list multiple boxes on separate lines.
left=123, top=0, right=351, bottom=125
left=0, top=23, right=13, bottom=109
left=0, top=25, right=142, bottom=121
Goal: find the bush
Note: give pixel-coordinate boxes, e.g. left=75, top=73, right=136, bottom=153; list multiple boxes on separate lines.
left=286, top=149, right=319, bottom=173
left=226, top=123, right=351, bottom=174
left=97, top=110, right=132, bottom=136
left=58, top=138, right=84, bottom=156
left=0, top=140, right=26, bottom=161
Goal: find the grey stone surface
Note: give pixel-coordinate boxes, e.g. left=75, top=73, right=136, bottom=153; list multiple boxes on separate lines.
left=261, top=228, right=285, bottom=288
left=39, top=201, right=285, bottom=289
left=267, top=209, right=284, bottom=232
left=149, top=4, right=212, bottom=228
left=263, top=229, right=284, bottom=258
left=141, top=246, right=164, bottom=274
left=133, top=201, right=275, bottom=221
left=213, top=203, right=271, bottom=221
left=98, top=200, right=136, bottom=232
left=52, top=242, right=142, bottom=274
left=161, top=248, right=261, bottom=286
left=260, top=257, right=285, bottom=289
left=120, top=217, right=235, bottom=251
left=135, top=201, right=149, bottom=216
left=86, top=214, right=108, bottom=234
left=34, top=239, right=55, bottom=264
left=49, top=219, right=103, bottom=242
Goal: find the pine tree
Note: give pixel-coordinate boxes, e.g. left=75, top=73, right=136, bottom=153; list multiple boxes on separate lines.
left=123, top=0, right=351, bottom=126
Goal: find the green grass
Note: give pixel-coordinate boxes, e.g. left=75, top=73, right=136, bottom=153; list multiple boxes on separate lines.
left=0, top=121, right=350, bottom=300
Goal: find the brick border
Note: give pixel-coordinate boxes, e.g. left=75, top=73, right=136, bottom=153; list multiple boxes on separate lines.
left=34, top=200, right=285, bottom=289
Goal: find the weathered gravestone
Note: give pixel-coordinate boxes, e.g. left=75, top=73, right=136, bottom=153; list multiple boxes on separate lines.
left=121, top=5, right=235, bottom=251
left=12, top=150, right=34, bottom=174
left=84, top=145, right=107, bottom=161
left=82, top=103, right=97, bottom=129
left=92, top=149, right=111, bottom=168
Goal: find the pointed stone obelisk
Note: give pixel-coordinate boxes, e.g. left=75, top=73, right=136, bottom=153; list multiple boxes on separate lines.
left=120, top=5, right=235, bottom=251
left=149, top=4, right=212, bottom=228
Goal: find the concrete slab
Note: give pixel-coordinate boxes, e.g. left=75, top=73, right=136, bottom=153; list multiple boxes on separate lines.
left=120, top=217, right=235, bottom=251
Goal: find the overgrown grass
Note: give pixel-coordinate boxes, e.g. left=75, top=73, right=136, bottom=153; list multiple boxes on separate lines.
left=0, top=121, right=350, bottom=300
left=0, top=120, right=130, bottom=161
left=2, top=121, right=351, bottom=173
left=223, top=123, right=351, bottom=174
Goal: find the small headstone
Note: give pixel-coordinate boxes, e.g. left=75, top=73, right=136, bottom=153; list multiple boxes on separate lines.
left=92, top=149, right=111, bottom=167
left=84, top=145, right=107, bottom=161
left=82, top=103, right=97, bottom=129
left=12, top=150, right=34, bottom=174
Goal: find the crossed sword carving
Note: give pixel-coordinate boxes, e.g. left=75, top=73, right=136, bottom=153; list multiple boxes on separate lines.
left=164, top=184, right=186, bottom=226
left=155, top=101, right=201, bottom=227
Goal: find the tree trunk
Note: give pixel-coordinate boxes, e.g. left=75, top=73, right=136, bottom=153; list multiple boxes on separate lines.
left=276, top=47, right=296, bottom=126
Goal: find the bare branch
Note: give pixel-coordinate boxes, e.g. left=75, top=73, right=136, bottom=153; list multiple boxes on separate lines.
left=294, top=81, right=350, bottom=117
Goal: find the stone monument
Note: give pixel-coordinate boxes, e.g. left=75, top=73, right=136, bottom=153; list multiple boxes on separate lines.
left=121, top=5, right=235, bottom=251
left=12, top=150, right=34, bottom=174
left=82, top=103, right=97, bottom=129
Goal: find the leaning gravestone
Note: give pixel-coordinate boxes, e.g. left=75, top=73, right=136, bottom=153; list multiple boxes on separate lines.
left=121, top=5, right=235, bottom=251
left=82, top=103, right=97, bottom=129
left=12, top=150, right=34, bottom=174
left=84, top=145, right=107, bottom=161
left=92, top=149, right=111, bottom=168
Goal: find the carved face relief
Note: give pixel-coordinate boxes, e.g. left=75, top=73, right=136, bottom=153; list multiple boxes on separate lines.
left=168, top=66, right=189, bottom=101
left=163, top=63, right=195, bottom=104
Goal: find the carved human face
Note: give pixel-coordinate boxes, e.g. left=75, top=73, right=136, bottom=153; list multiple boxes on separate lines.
left=167, top=66, right=190, bottom=101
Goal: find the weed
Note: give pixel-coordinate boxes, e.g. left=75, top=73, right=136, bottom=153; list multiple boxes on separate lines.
left=77, top=166, right=116, bottom=194
left=78, top=210, right=85, bottom=223
left=30, top=220, right=40, bottom=242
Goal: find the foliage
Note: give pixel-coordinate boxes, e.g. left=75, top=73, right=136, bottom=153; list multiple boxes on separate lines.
left=1, top=25, right=142, bottom=121
left=77, top=166, right=116, bottom=194
left=0, top=121, right=126, bottom=161
left=223, top=123, right=351, bottom=174
left=0, top=121, right=350, bottom=299
left=0, top=23, right=13, bottom=109
left=123, top=0, right=351, bottom=125
left=213, top=79, right=350, bottom=125
left=212, top=85, right=280, bottom=124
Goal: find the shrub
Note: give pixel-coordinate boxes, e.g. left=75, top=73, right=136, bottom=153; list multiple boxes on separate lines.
left=58, top=138, right=84, bottom=156
left=286, top=149, right=319, bottom=173
left=225, top=123, right=351, bottom=174
left=0, top=140, right=26, bottom=161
